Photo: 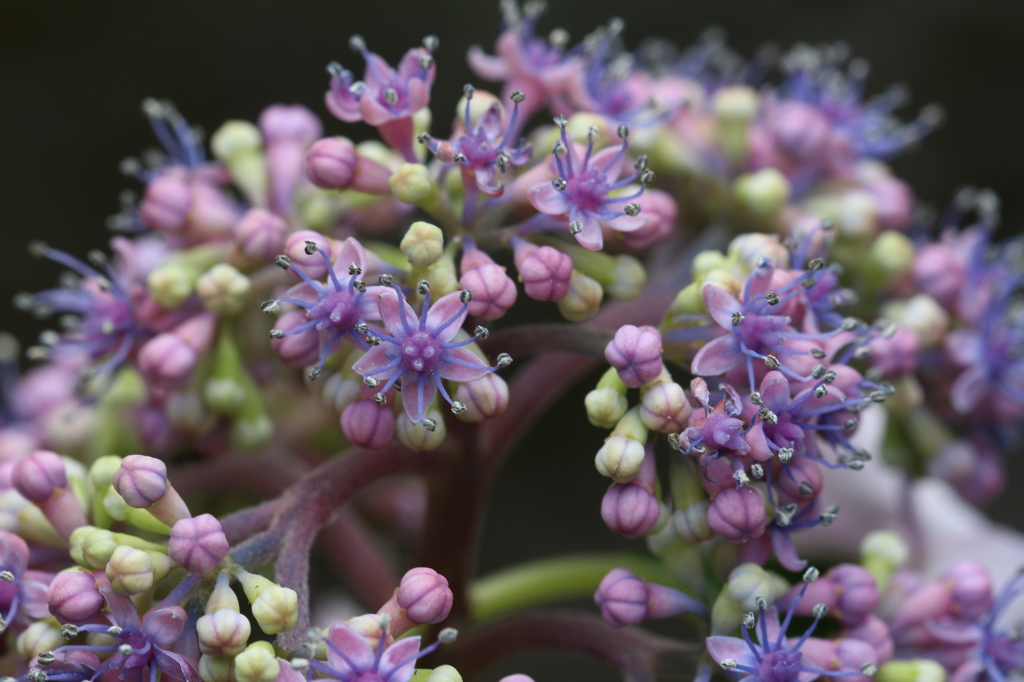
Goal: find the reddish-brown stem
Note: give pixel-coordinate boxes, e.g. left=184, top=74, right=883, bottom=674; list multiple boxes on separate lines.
left=317, top=508, right=401, bottom=609
left=442, top=610, right=698, bottom=682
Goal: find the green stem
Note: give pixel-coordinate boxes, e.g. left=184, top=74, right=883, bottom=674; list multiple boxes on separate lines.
left=469, top=553, right=684, bottom=623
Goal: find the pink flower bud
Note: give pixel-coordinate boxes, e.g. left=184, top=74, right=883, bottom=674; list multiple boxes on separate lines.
left=620, top=189, right=676, bottom=249
left=139, top=171, right=190, bottom=232
left=604, top=325, right=663, bottom=389
left=47, top=569, right=105, bottom=625
left=929, top=440, right=1005, bottom=507
left=842, top=615, right=894, bottom=663
left=868, top=176, right=913, bottom=232
left=284, top=230, right=332, bottom=280
left=707, top=487, right=766, bottom=543
left=305, top=137, right=358, bottom=189
left=460, top=263, right=518, bottom=320
left=187, top=179, right=239, bottom=242
left=601, top=482, right=660, bottom=539
left=271, top=310, right=321, bottom=368
left=397, top=567, right=453, bottom=625
left=341, top=399, right=395, bottom=450
left=234, top=208, right=287, bottom=265
left=13, top=450, right=66, bottom=501
left=868, top=326, right=919, bottom=378
left=594, top=568, right=648, bottom=627
left=459, top=236, right=496, bottom=273
left=639, top=382, right=692, bottom=433
left=260, top=104, right=322, bottom=216
left=138, top=313, right=217, bottom=389
left=944, top=561, right=992, bottom=621
left=769, top=102, right=830, bottom=160
left=169, top=514, right=229, bottom=574
left=511, top=238, right=573, bottom=302
left=913, top=243, right=965, bottom=308
left=454, top=374, right=509, bottom=422
left=197, top=608, right=252, bottom=657
left=830, top=564, right=880, bottom=626
left=112, top=455, right=168, bottom=508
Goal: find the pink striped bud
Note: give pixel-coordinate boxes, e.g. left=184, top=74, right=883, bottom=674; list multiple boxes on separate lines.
left=138, top=313, right=217, bottom=389
left=233, top=208, right=287, bottom=266
left=112, top=455, right=168, bottom=508
left=511, top=238, right=573, bottom=302
left=454, top=374, right=509, bottom=422
left=170, top=514, right=229, bottom=574
left=341, top=399, right=395, bottom=450
left=270, top=310, right=321, bottom=368
left=47, top=569, right=105, bottom=625
left=605, top=325, right=663, bottom=389
left=284, top=230, right=332, bottom=280
left=13, top=450, right=66, bottom=502
left=707, top=487, right=766, bottom=542
left=397, top=567, right=453, bottom=625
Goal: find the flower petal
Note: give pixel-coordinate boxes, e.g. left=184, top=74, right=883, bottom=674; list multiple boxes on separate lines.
left=529, top=182, right=571, bottom=216
left=759, top=371, right=791, bottom=412
left=704, top=285, right=743, bottom=330
left=479, top=104, right=503, bottom=140
left=573, top=214, right=604, bottom=251
left=426, top=291, right=469, bottom=341
left=353, top=344, right=400, bottom=379
left=101, top=590, right=142, bottom=630
left=326, top=622, right=375, bottom=677
left=467, top=45, right=509, bottom=81
left=691, top=334, right=742, bottom=377
left=760, top=606, right=782, bottom=647
left=440, top=347, right=492, bottom=382
left=143, top=606, right=188, bottom=648
left=337, top=238, right=368, bottom=275
left=603, top=214, right=647, bottom=233
left=951, top=366, right=988, bottom=414
left=154, top=648, right=202, bottom=682
left=361, top=95, right=395, bottom=127
left=380, top=636, right=422, bottom=682
left=376, top=289, right=418, bottom=335
left=362, top=53, right=396, bottom=90
left=771, top=528, right=808, bottom=572
left=591, top=146, right=625, bottom=180
left=407, top=78, right=431, bottom=114
left=0, top=531, right=28, bottom=577
left=20, top=575, right=51, bottom=619
left=405, top=373, right=438, bottom=424
left=705, top=636, right=758, bottom=669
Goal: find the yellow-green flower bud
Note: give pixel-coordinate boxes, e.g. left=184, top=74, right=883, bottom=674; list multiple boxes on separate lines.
left=585, top=387, right=629, bottom=429
left=197, top=264, right=252, bottom=316
left=89, top=456, right=123, bottom=494
left=422, top=251, right=460, bottom=300
left=876, top=660, right=946, bottom=682
left=606, top=255, right=646, bottom=300
left=17, top=621, right=64, bottom=661
left=198, top=608, right=252, bottom=657
left=410, top=665, right=464, bottom=682
left=250, top=585, right=298, bottom=634
left=596, top=366, right=628, bottom=394
left=206, top=571, right=241, bottom=613
left=734, top=169, right=790, bottom=217
left=728, top=234, right=790, bottom=274
left=726, top=563, right=778, bottom=611
left=710, top=584, right=743, bottom=636
left=713, top=86, right=758, bottom=121
left=79, top=528, right=118, bottom=569
left=610, top=406, right=649, bottom=443
left=861, top=529, right=909, bottom=592
left=869, top=230, right=915, bottom=280
left=390, top=164, right=437, bottom=206
left=147, top=263, right=197, bottom=310
left=211, top=120, right=268, bottom=207
left=401, top=221, right=445, bottom=268
left=234, top=642, right=280, bottom=682
left=396, top=409, right=447, bottom=451
left=692, top=250, right=730, bottom=281
left=199, top=655, right=235, bottom=682
left=557, top=271, right=603, bottom=322
left=595, top=434, right=646, bottom=483
left=882, top=294, right=948, bottom=347
left=106, top=545, right=154, bottom=596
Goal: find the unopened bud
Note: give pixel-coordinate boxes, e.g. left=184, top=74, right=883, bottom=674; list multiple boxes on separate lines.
left=401, top=221, right=445, bottom=267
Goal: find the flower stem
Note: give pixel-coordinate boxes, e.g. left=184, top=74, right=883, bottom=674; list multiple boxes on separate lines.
left=469, top=553, right=685, bottom=623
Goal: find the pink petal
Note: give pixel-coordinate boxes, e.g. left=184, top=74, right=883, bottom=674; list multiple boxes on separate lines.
left=771, top=529, right=808, bottom=572
left=353, top=345, right=400, bottom=379
left=603, top=213, right=647, bottom=233
left=324, top=90, right=363, bottom=123
left=426, top=291, right=469, bottom=341
left=573, top=215, right=604, bottom=251
left=951, top=366, right=988, bottom=414
left=380, top=636, right=422, bottom=682
left=360, top=95, right=395, bottom=127
left=358, top=287, right=387, bottom=321
left=467, top=45, right=509, bottom=81
left=703, top=285, right=743, bottom=330
left=362, top=53, right=396, bottom=90
left=376, top=289, right=418, bottom=335
left=337, top=238, right=368, bottom=275
left=407, top=78, right=431, bottom=114
left=758, top=371, right=791, bottom=412
left=479, top=104, right=503, bottom=139
left=0, top=531, right=28, bottom=576
left=154, top=649, right=202, bottom=682
left=590, top=146, right=625, bottom=180
left=405, top=373, right=439, bottom=424
left=744, top=423, right=775, bottom=462
left=705, top=636, right=758, bottom=669
left=690, top=334, right=742, bottom=377
left=143, top=606, right=188, bottom=647
left=397, top=49, right=427, bottom=80
left=326, top=622, right=375, bottom=676
left=20, top=576, right=50, bottom=619
left=528, top=182, right=571, bottom=216
left=440, top=347, right=492, bottom=382
left=950, top=659, right=985, bottom=682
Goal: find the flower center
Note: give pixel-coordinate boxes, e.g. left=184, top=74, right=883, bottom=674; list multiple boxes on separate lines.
left=566, top=169, right=611, bottom=213
left=312, top=288, right=360, bottom=331
left=758, top=649, right=804, bottom=682
left=401, top=331, right=442, bottom=374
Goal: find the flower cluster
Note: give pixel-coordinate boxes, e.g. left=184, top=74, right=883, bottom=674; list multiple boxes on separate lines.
left=0, top=2, right=1021, bottom=682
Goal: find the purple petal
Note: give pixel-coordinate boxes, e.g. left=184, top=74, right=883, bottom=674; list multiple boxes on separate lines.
left=758, top=371, right=791, bottom=412
left=154, top=648, right=201, bottom=682
left=591, top=146, right=625, bottom=180
left=143, top=606, right=188, bottom=648
left=377, top=289, right=418, bottom=336
left=337, top=238, right=368, bottom=275
left=479, top=104, right=503, bottom=140
left=20, top=576, right=52, bottom=619
left=360, top=95, right=395, bottom=127
left=362, top=53, right=397, bottom=90
left=353, top=345, right=400, bottom=379
left=703, top=285, right=743, bottom=330
left=705, top=636, right=758, bottom=669
left=951, top=366, right=988, bottom=414
left=325, top=89, right=363, bottom=124
left=426, top=291, right=470, bottom=341
left=380, top=636, right=422, bottom=682
left=397, top=49, right=428, bottom=81
left=573, top=215, right=604, bottom=251
left=760, top=606, right=782, bottom=646
left=529, top=182, right=571, bottom=216
left=771, top=529, right=808, bottom=572
left=326, top=622, right=375, bottom=676
left=439, top=347, right=492, bottom=382
left=0, top=531, right=28, bottom=577
left=691, top=335, right=742, bottom=377
left=407, top=79, right=431, bottom=114
left=603, top=214, right=647, bottom=233
left=404, top=373, right=438, bottom=424
left=102, top=590, right=142, bottom=630
left=467, top=45, right=509, bottom=81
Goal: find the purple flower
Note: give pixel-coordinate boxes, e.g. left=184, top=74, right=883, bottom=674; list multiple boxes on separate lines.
left=707, top=568, right=876, bottom=682
left=310, top=620, right=453, bottom=682
left=421, top=87, right=532, bottom=203
left=270, top=238, right=387, bottom=380
left=353, top=281, right=510, bottom=424
left=325, top=36, right=436, bottom=161
left=0, top=530, right=51, bottom=631
left=528, top=121, right=650, bottom=251
left=946, top=571, right=1024, bottom=682
left=54, top=589, right=200, bottom=682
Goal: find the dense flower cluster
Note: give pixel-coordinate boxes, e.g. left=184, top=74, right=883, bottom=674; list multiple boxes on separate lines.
left=0, top=3, right=1021, bottom=682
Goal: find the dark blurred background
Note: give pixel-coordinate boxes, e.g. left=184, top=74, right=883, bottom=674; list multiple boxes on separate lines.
left=3, top=1, right=1024, bottom=678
